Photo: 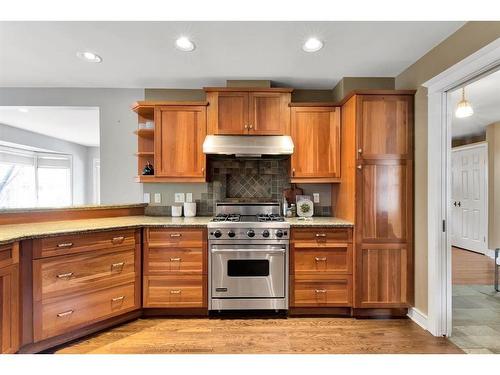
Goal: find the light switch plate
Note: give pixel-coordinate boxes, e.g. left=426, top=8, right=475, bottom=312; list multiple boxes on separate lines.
left=186, top=193, right=193, bottom=203
left=154, top=193, right=161, bottom=204
left=174, top=193, right=185, bottom=203
left=143, top=193, right=151, bottom=204
left=313, top=193, right=320, bottom=203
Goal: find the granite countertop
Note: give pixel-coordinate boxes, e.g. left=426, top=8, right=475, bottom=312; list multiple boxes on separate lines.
left=0, top=215, right=353, bottom=245
left=0, top=203, right=147, bottom=214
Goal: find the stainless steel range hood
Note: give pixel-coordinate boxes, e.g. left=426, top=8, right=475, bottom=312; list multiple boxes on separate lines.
left=202, top=135, right=294, bottom=157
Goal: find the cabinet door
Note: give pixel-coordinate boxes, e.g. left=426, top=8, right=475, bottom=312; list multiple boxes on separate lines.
left=248, top=92, right=289, bottom=135
left=356, top=244, right=409, bottom=308
left=290, top=107, right=340, bottom=180
left=358, top=95, right=412, bottom=159
left=155, top=106, right=207, bottom=178
left=214, top=92, right=248, bottom=135
left=0, top=265, right=19, bottom=354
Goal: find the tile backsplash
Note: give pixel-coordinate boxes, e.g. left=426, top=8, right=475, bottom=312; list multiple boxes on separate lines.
left=144, top=157, right=333, bottom=217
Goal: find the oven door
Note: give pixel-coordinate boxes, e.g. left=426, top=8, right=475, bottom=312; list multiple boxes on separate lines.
left=210, top=244, right=286, bottom=298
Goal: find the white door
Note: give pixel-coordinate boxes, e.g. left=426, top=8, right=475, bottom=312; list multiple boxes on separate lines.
left=451, top=143, right=488, bottom=254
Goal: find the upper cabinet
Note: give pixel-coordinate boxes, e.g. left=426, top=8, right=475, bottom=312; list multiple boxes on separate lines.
left=133, top=101, right=208, bottom=183
left=290, top=105, right=341, bottom=183
left=205, top=88, right=292, bottom=135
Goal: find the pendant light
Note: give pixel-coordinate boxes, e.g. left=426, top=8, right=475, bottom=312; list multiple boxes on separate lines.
left=455, top=87, right=474, bottom=118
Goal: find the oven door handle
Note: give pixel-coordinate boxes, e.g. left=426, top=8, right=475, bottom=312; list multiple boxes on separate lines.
left=210, top=248, right=286, bottom=254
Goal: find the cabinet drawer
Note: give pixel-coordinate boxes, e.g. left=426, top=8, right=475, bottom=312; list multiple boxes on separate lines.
left=294, top=245, right=352, bottom=274
left=146, top=228, right=204, bottom=248
left=33, top=248, right=137, bottom=301
left=143, top=275, right=205, bottom=308
left=0, top=242, right=19, bottom=269
left=35, top=282, right=137, bottom=341
left=144, top=247, right=203, bottom=275
left=34, top=229, right=136, bottom=258
left=293, top=276, right=352, bottom=307
left=291, top=227, right=352, bottom=244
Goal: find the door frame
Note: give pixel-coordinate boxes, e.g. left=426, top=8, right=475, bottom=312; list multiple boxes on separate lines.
left=450, top=142, right=488, bottom=255
left=423, top=37, right=500, bottom=337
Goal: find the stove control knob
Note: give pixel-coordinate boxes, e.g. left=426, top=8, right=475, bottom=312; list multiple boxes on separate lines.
left=275, top=229, right=284, bottom=238
left=213, top=230, right=222, bottom=238
left=227, top=230, right=236, bottom=238
left=262, top=230, right=270, bottom=238
left=247, top=229, right=255, bottom=238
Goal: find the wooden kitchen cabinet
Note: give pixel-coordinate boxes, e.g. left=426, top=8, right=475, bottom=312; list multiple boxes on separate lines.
left=205, top=88, right=292, bottom=135
left=0, top=243, right=20, bottom=354
left=142, top=227, right=207, bottom=309
left=337, top=92, right=414, bottom=310
left=154, top=105, right=207, bottom=181
left=290, top=105, right=341, bottom=183
left=290, top=227, right=353, bottom=309
left=32, top=229, right=141, bottom=343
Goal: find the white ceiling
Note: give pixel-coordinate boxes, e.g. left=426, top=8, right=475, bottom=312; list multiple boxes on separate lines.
left=0, top=106, right=100, bottom=147
left=450, top=69, right=500, bottom=138
left=0, top=21, right=464, bottom=89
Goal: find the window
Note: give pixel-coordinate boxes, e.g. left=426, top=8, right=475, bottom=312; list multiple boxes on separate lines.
left=0, top=146, right=72, bottom=208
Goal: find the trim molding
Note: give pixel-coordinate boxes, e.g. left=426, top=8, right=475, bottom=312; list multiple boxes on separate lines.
left=407, top=307, right=428, bottom=331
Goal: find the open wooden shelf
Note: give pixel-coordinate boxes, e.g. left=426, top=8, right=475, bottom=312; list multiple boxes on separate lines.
left=135, top=175, right=206, bottom=183
left=134, top=129, right=155, bottom=138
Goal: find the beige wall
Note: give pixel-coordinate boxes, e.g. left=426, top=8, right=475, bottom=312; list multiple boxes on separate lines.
left=332, top=77, right=395, bottom=101
left=396, top=22, right=500, bottom=315
left=486, top=122, right=500, bottom=250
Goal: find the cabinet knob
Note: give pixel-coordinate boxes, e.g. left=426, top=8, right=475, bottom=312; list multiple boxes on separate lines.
left=57, top=310, right=74, bottom=317
left=170, top=233, right=182, bottom=238
left=170, top=290, right=182, bottom=294
left=111, top=296, right=125, bottom=302
left=57, top=242, right=73, bottom=248
left=111, top=262, right=125, bottom=270
left=314, top=257, right=327, bottom=261
left=315, top=289, right=327, bottom=294
left=357, top=165, right=362, bottom=170
left=112, top=236, right=125, bottom=243
left=292, top=168, right=295, bottom=176
left=249, top=125, right=253, bottom=129
left=170, top=257, right=181, bottom=262
left=358, top=148, right=363, bottom=154
left=244, top=125, right=248, bottom=129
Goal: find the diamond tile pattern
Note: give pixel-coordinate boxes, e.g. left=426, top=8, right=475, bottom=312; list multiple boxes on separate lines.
left=227, top=174, right=272, bottom=198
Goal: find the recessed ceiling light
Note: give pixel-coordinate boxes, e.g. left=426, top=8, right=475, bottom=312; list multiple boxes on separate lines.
left=76, top=51, right=102, bottom=63
left=18, top=108, right=29, bottom=113
left=175, top=36, right=195, bottom=52
left=302, top=37, right=324, bottom=53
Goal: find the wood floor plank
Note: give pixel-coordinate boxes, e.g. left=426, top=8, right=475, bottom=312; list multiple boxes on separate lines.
left=453, top=247, right=496, bottom=285
left=52, top=317, right=463, bottom=354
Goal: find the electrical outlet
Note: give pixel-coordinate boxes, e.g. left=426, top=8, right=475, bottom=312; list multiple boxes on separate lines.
left=174, top=193, right=185, bottom=203
left=313, top=193, right=320, bottom=203
left=154, top=193, right=161, bottom=204
left=186, top=193, right=193, bottom=203
left=143, top=193, right=151, bottom=204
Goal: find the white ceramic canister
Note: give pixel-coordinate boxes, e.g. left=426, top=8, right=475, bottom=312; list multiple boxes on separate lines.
left=171, top=205, right=183, bottom=217
left=184, top=202, right=196, bottom=217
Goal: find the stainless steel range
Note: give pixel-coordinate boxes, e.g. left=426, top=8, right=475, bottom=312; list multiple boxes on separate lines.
left=208, top=202, right=289, bottom=311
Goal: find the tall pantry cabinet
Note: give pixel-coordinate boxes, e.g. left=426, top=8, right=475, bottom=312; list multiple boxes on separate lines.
left=337, top=92, right=414, bottom=310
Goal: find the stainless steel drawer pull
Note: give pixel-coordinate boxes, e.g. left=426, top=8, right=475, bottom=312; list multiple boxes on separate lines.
left=315, top=289, right=327, bottom=294
left=170, top=233, right=182, bottom=238
left=56, top=272, right=74, bottom=279
left=112, top=236, right=125, bottom=243
left=111, top=296, right=125, bottom=302
left=170, top=257, right=181, bottom=262
left=315, top=233, right=327, bottom=238
left=170, top=290, right=181, bottom=294
left=57, top=242, right=73, bottom=248
left=57, top=310, right=74, bottom=317
left=314, top=257, right=327, bottom=262
left=111, top=262, right=125, bottom=269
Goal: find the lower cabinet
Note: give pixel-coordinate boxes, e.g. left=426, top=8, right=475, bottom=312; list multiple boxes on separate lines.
left=0, top=243, right=20, bottom=354
left=32, top=229, right=141, bottom=343
left=290, top=227, right=353, bottom=308
left=142, top=227, right=207, bottom=309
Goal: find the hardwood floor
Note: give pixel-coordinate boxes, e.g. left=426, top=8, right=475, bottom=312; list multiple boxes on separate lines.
left=452, top=247, right=496, bottom=285
left=51, top=317, right=462, bottom=354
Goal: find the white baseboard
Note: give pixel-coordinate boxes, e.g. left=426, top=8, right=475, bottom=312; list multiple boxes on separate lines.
left=407, top=307, right=428, bottom=331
